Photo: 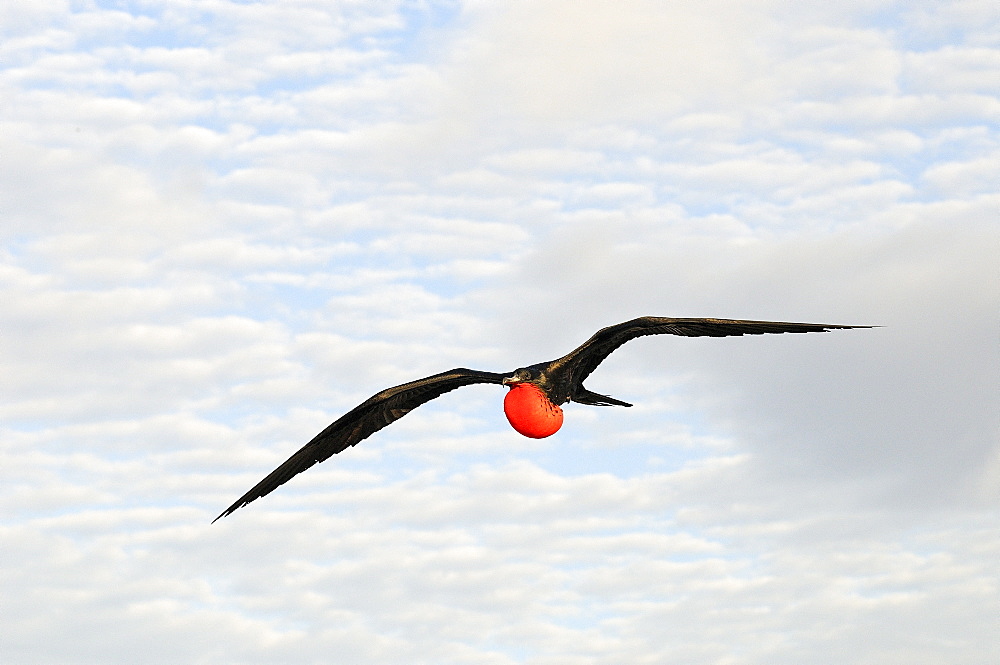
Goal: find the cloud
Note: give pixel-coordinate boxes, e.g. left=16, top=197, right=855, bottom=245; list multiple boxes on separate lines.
left=1, top=1, right=998, bottom=664
left=447, top=0, right=778, bottom=124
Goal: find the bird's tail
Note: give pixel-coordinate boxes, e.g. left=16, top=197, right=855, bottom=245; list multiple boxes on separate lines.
left=572, top=388, right=633, bottom=407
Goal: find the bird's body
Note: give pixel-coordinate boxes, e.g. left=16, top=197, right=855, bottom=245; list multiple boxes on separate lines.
left=215, top=317, right=871, bottom=521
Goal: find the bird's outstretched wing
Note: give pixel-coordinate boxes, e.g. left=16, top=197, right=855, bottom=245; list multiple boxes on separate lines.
left=553, top=317, right=873, bottom=385
left=214, top=368, right=506, bottom=521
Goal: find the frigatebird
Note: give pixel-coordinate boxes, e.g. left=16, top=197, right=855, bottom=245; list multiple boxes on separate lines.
left=215, top=317, right=869, bottom=521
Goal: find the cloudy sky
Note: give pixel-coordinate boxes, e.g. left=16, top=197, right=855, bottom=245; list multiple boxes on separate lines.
left=2, top=1, right=998, bottom=663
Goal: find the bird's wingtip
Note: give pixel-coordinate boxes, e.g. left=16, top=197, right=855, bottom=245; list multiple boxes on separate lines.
left=211, top=504, right=239, bottom=524
left=822, top=323, right=879, bottom=331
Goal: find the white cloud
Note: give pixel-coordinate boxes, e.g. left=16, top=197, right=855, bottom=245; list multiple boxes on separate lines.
left=448, top=0, right=777, bottom=124
left=1, top=1, right=998, bottom=663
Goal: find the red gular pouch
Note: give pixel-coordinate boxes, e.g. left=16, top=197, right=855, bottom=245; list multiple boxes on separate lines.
left=503, top=383, right=564, bottom=438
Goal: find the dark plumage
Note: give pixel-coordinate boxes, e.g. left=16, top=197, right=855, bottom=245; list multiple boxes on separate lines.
left=214, top=317, right=870, bottom=521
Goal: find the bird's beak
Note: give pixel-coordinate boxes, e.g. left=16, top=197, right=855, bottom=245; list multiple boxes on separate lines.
left=502, top=376, right=517, bottom=386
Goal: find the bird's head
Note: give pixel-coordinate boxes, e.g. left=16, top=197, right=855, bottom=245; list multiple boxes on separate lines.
left=502, top=367, right=539, bottom=386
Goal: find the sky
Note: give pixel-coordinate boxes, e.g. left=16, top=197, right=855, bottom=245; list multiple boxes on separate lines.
left=1, top=1, right=998, bottom=663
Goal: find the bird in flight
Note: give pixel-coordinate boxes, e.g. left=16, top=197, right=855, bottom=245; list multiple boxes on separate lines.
left=214, top=317, right=870, bottom=521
